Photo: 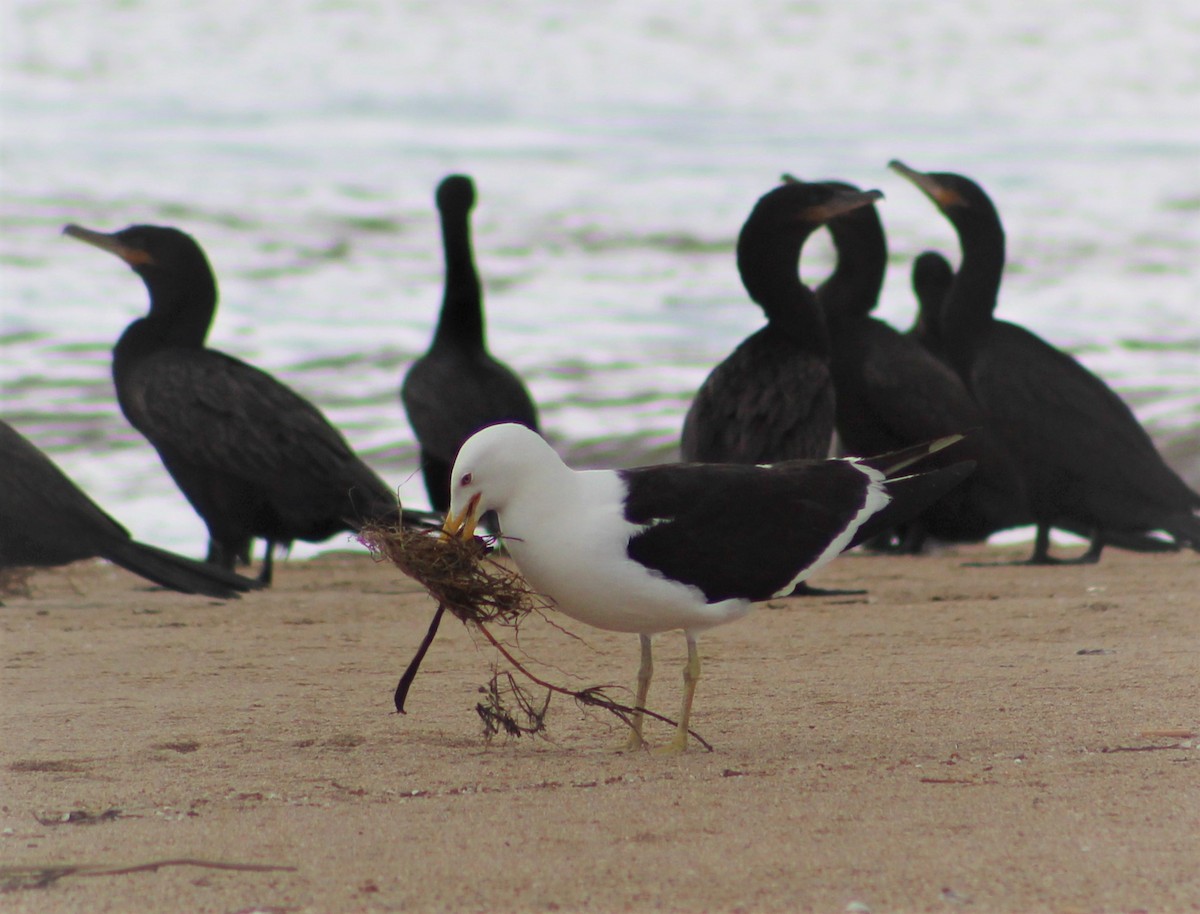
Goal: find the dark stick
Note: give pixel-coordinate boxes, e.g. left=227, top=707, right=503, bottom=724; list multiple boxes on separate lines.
left=395, top=603, right=446, bottom=714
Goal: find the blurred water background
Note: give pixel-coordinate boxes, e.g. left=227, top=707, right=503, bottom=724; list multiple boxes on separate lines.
left=2, top=0, right=1198, bottom=558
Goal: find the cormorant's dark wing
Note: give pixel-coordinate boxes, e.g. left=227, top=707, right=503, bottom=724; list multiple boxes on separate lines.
left=123, top=348, right=395, bottom=523
left=402, top=347, right=539, bottom=466
left=837, top=319, right=984, bottom=452
left=681, top=328, right=835, bottom=463
left=975, top=323, right=1199, bottom=514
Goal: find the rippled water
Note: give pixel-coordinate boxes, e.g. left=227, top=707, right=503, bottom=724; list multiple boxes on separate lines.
left=2, top=0, right=1198, bottom=556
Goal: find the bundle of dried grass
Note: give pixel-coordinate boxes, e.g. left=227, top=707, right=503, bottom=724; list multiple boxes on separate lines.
left=358, top=523, right=548, bottom=626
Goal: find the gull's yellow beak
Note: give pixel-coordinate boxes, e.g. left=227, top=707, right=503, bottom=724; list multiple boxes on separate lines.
left=442, top=492, right=482, bottom=542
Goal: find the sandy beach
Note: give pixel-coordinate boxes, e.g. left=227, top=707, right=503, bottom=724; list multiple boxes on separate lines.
left=2, top=542, right=1198, bottom=913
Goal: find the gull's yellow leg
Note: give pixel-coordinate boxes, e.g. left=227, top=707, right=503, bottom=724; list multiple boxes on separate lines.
left=622, top=634, right=653, bottom=752
left=654, top=633, right=700, bottom=755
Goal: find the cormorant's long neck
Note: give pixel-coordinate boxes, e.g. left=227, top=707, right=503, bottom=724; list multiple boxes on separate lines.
left=113, top=274, right=216, bottom=371
left=942, top=213, right=1005, bottom=365
left=817, top=213, right=886, bottom=330
left=432, top=206, right=485, bottom=352
left=737, top=230, right=830, bottom=357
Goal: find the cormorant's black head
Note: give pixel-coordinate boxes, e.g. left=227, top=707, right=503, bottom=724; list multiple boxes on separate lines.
left=745, top=179, right=884, bottom=240
left=912, top=250, right=954, bottom=301
left=436, top=174, right=476, bottom=215
left=795, top=176, right=885, bottom=223
left=910, top=250, right=955, bottom=343
left=888, top=161, right=1001, bottom=227
left=892, top=163, right=1007, bottom=347
left=63, top=223, right=219, bottom=329
left=783, top=177, right=888, bottom=321
left=63, top=223, right=215, bottom=285
left=736, top=179, right=883, bottom=333
left=803, top=177, right=886, bottom=250
left=738, top=179, right=883, bottom=277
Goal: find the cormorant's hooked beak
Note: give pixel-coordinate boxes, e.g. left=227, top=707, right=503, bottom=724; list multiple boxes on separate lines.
left=888, top=160, right=965, bottom=210
left=778, top=174, right=882, bottom=223
left=63, top=224, right=155, bottom=267
left=805, top=187, right=883, bottom=223
left=442, top=492, right=482, bottom=542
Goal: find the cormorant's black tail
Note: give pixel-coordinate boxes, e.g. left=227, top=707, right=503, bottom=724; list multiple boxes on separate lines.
left=1056, top=522, right=1182, bottom=554
left=102, top=539, right=263, bottom=598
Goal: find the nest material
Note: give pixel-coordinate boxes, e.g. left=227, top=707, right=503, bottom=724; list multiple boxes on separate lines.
left=359, top=521, right=713, bottom=750
left=358, top=523, right=547, bottom=626
left=477, top=670, right=551, bottom=739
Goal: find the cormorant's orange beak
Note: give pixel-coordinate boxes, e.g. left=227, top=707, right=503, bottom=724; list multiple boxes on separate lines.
left=888, top=160, right=965, bottom=210
left=63, top=224, right=155, bottom=267
left=442, top=492, right=482, bottom=542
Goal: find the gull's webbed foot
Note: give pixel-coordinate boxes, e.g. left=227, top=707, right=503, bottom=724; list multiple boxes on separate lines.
left=620, top=729, right=648, bottom=753
left=651, top=730, right=689, bottom=755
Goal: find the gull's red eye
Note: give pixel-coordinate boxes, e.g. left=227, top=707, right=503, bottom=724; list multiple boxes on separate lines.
left=461, top=472, right=472, bottom=486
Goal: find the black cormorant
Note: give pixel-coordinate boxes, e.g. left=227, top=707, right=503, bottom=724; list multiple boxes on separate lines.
left=907, top=223, right=1181, bottom=555
left=680, top=179, right=882, bottom=464
left=889, top=160, right=1200, bottom=562
left=401, top=174, right=539, bottom=512
left=815, top=182, right=1029, bottom=549
left=64, top=222, right=413, bottom=585
left=0, top=420, right=261, bottom=597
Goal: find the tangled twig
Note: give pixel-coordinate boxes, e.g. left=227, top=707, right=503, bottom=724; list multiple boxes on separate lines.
left=472, top=620, right=713, bottom=752
left=0, top=859, right=295, bottom=893
left=477, top=669, right=551, bottom=738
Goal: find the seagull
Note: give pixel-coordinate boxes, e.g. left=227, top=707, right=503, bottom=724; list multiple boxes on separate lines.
left=443, top=423, right=974, bottom=752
